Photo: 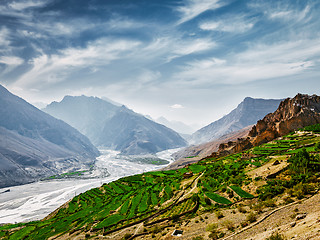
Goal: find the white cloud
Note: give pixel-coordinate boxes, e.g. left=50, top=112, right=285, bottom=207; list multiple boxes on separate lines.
left=167, top=38, right=216, bottom=62
left=176, top=0, right=224, bottom=24
left=8, top=0, right=48, bottom=11
left=16, top=38, right=141, bottom=87
left=170, top=104, right=184, bottom=109
left=174, top=39, right=320, bottom=86
left=174, top=38, right=216, bottom=55
left=199, top=15, right=256, bottom=33
left=0, top=56, right=24, bottom=76
left=0, top=27, right=11, bottom=47
left=268, top=5, right=311, bottom=22
left=0, top=56, right=24, bottom=66
left=249, top=2, right=312, bottom=24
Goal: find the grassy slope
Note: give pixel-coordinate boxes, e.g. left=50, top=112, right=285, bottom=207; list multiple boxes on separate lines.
left=1, top=126, right=320, bottom=239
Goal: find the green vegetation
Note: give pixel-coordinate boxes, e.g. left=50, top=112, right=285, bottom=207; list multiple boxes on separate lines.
left=205, top=192, right=232, bottom=205
left=2, top=124, right=320, bottom=239
left=229, top=185, right=254, bottom=199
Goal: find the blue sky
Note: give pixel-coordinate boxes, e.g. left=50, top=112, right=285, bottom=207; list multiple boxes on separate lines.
left=0, top=0, right=320, bottom=127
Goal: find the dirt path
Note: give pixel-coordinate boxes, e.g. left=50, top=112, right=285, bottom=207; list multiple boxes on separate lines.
left=180, top=171, right=204, bottom=202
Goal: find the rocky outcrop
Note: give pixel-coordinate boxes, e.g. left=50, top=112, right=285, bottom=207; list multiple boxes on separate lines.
left=249, top=93, right=320, bottom=146
left=215, top=94, right=320, bottom=155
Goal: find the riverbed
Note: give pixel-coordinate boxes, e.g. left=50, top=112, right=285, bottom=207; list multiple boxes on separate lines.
left=0, top=148, right=179, bottom=224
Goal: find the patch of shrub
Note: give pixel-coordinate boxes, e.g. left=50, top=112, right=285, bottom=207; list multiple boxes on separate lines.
left=237, top=205, right=247, bottom=213
left=192, top=236, right=204, bottom=240
left=265, top=232, right=286, bottom=240
left=222, top=220, right=234, bottom=231
left=123, top=233, right=132, bottom=240
left=215, top=210, right=224, bottom=219
left=206, top=223, right=218, bottom=233
left=246, top=212, right=257, bottom=223
left=264, top=199, right=276, bottom=207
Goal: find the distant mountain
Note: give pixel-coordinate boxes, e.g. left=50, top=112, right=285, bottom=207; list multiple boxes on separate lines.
left=191, top=97, right=282, bottom=144
left=155, top=116, right=196, bottom=135
left=0, top=85, right=99, bottom=188
left=44, top=96, right=187, bottom=155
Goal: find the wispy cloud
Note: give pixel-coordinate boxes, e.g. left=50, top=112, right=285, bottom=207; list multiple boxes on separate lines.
left=176, top=0, right=224, bottom=24
left=170, top=104, right=184, bottom=109
left=0, top=27, right=11, bottom=48
left=268, top=5, right=311, bottom=22
left=8, top=0, right=48, bottom=11
left=249, top=1, right=312, bottom=24
left=16, top=38, right=141, bottom=87
left=168, top=38, right=216, bottom=62
left=0, top=56, right=24, bottom=75
left=199, top=15, right=256, bottom=33
left=0, top=56, right=24, bottom=66
left=174, top=39, right=320, bottom=86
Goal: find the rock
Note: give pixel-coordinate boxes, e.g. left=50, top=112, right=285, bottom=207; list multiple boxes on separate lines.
left=249, top=93, right=320, bottom=146
left=273, top=160, right=280, bottom=165
left=296, top=213, right=307, bottom=220
left=290, top=222, right=296, bottom=227
left=216, top=94, right=320, bottom=156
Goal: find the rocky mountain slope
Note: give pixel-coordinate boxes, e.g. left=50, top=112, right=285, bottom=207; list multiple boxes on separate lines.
left=44, top=96, right=187, bottom=155
left=249, top=93, right=320, bottom=145
left=217, top=93, right=320, bottom=156
left=166, top=125, right=253, bottom=170
left=191, top=97, right=282, bottom=144
left=0, top=85, right=99, bottom=188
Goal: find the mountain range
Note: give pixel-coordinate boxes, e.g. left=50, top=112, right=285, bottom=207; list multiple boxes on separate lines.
left=190, top=97, right=282, bottom=144
left=44, top=96, right=187, bottom=155
left=5, top=93, right=320, bottom=239
left=0, top=85, right=99, bottom=188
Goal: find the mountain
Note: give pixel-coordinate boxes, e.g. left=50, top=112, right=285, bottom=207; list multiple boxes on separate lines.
left=44, top=96, right=187, bottom=155
left=190, top=97, right=282, bottom=144
left=217, top=93, right=320, bottom=156
left=249, top=93, right=320, bottom=145
left=166, top=125, right=252, bottom=170
left=0, top=85, right=99, bottom=188
left=155, top=116, right=196, bottom=135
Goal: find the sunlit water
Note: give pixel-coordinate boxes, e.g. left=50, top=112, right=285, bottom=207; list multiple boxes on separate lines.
left=0, top=148, right=180, bottom=224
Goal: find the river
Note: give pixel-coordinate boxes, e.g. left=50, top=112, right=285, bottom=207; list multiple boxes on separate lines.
left=0, top=148, right=179, bottom=224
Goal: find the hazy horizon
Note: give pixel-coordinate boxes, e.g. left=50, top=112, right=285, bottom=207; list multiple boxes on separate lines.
left=0, top=0, right=319, bottom=126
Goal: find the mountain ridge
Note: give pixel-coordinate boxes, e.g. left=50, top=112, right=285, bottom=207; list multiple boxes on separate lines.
left=191, top=97, right=282, bottom=144
left=0, top=85, right=99, bottom=188
left=44, top=95, right=187, bottom=155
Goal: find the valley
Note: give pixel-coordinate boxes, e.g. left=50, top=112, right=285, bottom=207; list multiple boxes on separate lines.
left=0, top=148, right=177, bottom=225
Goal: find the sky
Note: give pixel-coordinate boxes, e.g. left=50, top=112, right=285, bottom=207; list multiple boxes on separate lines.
left=0, top=0, right=320, bottom=128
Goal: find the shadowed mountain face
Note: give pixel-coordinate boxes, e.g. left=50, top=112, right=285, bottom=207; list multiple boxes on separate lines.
left=0, top=85, right=99, bottom=188
left=44, top=96, right=187, bottom=155
left=191, top=97, right=282, bottom=144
